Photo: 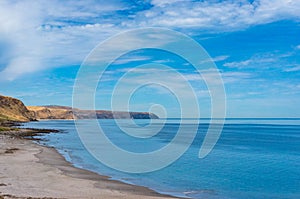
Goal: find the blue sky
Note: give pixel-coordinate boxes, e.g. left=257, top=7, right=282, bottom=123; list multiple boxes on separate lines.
left=0, top=0, right=300, bottom=118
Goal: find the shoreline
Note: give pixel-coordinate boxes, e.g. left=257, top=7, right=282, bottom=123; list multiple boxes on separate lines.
left=0, top=131, right=179, bottom=199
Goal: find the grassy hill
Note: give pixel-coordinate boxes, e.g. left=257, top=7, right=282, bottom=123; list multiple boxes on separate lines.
left=0, top=95, right=36, bottom=122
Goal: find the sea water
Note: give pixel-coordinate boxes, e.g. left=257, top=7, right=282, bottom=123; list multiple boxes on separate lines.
left=22, top=119, right=300, bottom=199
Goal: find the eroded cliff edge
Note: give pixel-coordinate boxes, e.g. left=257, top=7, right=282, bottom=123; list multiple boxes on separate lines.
left=28, top=105, right=159, bottom=119
left=0, top=95, right=159, bottom=122
left=0, top=95, right=36, bottom=122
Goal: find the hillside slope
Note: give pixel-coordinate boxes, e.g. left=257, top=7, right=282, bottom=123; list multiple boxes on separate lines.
left=0, top=94, right=159, bottom=122
left=28, top=106, right=159, bottom=120
left=28, top=106, right=74, bottom=120
left=0, top=95, right=36, bottom=122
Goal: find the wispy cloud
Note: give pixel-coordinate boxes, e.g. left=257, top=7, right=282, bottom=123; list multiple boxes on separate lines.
left=224, top=57, right=279, bottom=68
left=0, top=0, right=125, bottom=80
left=112, top=55, right=151, bottom=65
left=211, top=55, right=230, bottom=62
left=222, top=72, right=253, bottom=83
left=223, top=52, right=292, bottom=69
left=130, top=0, right=300, bottom=30
left=284, top=65, right=300, bottom=72
left=200, top=55, right=229, bottom=64
left=1, top=0, right=300, bottom=81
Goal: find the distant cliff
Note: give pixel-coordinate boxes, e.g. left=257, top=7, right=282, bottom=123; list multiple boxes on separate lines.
left=0, top=95, right=36, bottom=122
left=27, top=106, right=159, bottom=120
left=27, top=106, right=74, bottom=120
left=0, top=95, right=159, bottom=122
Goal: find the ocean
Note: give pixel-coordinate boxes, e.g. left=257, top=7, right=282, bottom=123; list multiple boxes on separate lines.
left=22, top=119, right=300, bottom=199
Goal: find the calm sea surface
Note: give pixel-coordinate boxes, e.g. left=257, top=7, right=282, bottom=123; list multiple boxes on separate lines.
left=22, top=119, right=300, bottom=199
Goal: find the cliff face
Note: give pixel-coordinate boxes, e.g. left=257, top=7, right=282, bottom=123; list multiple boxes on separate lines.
left=91, top=110, right=158, bottom=119
left=28, top=106, right=159, bottom=120
left=0, top=95, right=159, bottom=121
left=27, top=106, right=74, bottom=120
left=0, top=95, right=36, bottom=122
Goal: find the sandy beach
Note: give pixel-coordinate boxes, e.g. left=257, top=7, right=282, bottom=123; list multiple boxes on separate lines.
left=0, top=134, right=176, bottom=199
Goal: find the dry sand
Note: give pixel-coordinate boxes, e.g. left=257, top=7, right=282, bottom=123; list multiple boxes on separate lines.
left=0, top=135, right=177, bottom=199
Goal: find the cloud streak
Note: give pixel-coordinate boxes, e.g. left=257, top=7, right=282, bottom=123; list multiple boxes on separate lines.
left=284, top=65, right=300, bottom=72
left=131, top=0, right=300, bottom=30
left=1, top=0, right=300, bottom=80
left=223, top=52, right=294, bottom=69
left=0, top=0, right=125, bottom=80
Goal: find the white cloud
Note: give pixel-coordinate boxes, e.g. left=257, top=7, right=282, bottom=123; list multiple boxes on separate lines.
left=200, top=55, right=229, bottom=64
left=111, top=56, right=151, bottom=65
left=284, top=65, right=300, bottom=72
left=223, top=53, right=286, bottom=68
left=186, top=68, right=252, bottom=85
left=1, top=0, right=300, bottom=80
left=224, top=60, right=252, bottom=68
left=222, top=72, right=253, bottom=83
left=211, top=55, right=230, bottom=62
left=130, top=0, right=300, bottom=30
left=0, top=1, right=44, bottom=80
left=0, top=0, right=125, bottom=81
left=150, top=0, right=183, bottom=7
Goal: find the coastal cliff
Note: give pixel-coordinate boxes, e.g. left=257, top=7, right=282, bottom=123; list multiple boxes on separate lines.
left=27, top=106, right=74, bottom=120
left=0, top=95, right=36, bottom=122
left=28, top=106, right=159, bottom=120
left=0, top=95, right=159, bottom=122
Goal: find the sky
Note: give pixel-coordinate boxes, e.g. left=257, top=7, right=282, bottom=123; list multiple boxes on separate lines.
left=0, top=0, right=300, bottom=118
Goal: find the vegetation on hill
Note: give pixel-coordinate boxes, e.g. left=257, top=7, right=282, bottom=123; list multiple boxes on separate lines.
left=0, top=95, right=36, bottom=122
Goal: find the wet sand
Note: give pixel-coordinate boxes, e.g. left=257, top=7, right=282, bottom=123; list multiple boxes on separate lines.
left=0, top=134, right=177, bottom=199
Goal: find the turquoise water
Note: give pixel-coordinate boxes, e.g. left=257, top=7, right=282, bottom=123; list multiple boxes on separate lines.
left=23, top=119, right=300, bottom=199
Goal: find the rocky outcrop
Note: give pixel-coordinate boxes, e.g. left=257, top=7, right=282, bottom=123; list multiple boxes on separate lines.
left=28, top=106, right=159, bottom=120
left=0, top=95, right=36, bottom=122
